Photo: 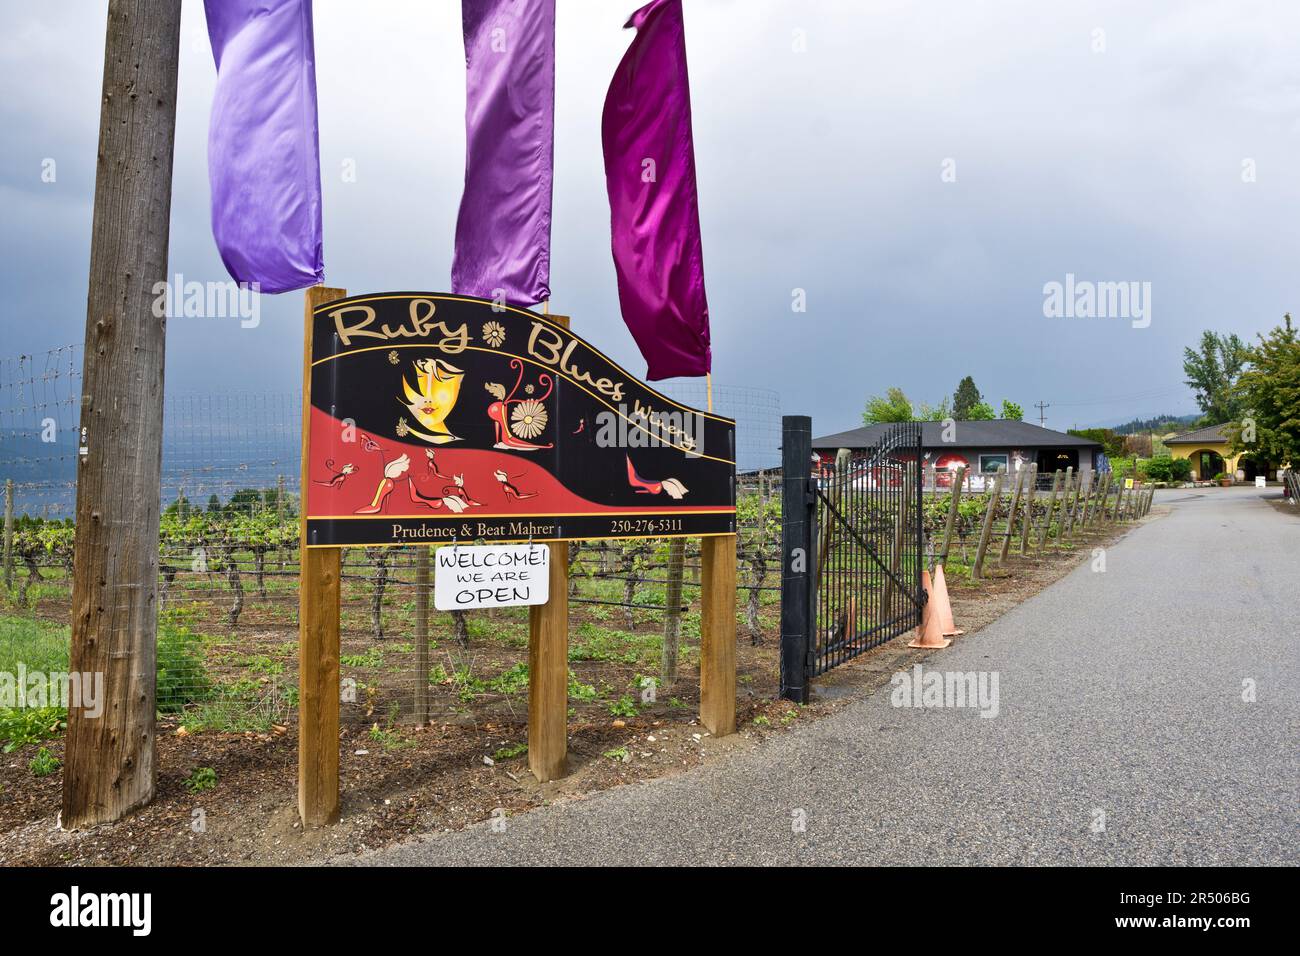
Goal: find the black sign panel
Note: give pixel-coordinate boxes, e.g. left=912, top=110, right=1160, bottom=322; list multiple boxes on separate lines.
left=304, top=293, right=735, bottom=547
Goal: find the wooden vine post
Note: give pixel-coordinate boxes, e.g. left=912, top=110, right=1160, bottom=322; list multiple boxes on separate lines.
left=299, top=285, right=346, bottom=826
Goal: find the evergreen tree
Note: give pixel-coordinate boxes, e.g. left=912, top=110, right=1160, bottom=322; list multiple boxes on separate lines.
left=953, top=376, right=982, bottom=420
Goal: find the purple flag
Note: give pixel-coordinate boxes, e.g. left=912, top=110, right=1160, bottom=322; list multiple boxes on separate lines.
left=205, top=0, right=324, bottom=294
left=452, top=0, right=555, bottom=308
left=602, top=0, right=710, bottom=381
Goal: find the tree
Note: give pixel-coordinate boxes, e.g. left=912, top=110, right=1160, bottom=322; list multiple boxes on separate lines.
left=1228, top=313, right=1300, bottom=466
left=1000, top=399, right=1024, bottom=421
left=915, top=396, right=952, bottom=421
left=63, top=0, right=182, bottom=829
left=1183, top=330, right=1248, bottom=425
left=966, top=401, right=996, bottom=420
left=952, top=376, right=982, bottom=419
left=863, top=387, right=914, bottom=424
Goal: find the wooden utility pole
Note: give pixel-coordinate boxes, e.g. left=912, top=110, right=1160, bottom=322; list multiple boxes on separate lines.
left=61, top=0, right=182, bottom=829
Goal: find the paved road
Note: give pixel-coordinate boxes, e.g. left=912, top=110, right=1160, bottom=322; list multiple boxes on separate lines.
left=357, top=487, right=1299, bottom=865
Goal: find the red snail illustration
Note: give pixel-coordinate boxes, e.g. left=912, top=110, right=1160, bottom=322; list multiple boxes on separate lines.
left=626, top=455, right=689, bottom=499
left=314, top=459, right=355, bottom=487
left=485, top=359, right=553, bottom=451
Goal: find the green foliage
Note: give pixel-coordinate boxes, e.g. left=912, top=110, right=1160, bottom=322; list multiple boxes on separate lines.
left=1068, top=427, right=1126, bottom=459
left=1183, top=329, right=1248, bottom=425
left=1228, top=313, right=1300, bottom=465
left=607, top=695, right=639, bottom=718
left=602, top=746, right=629, bottom=761
left=863, top=387, right=914, bottom=424
left=493, top=742, right=528, bottom=760
left=29, top=746, right=60, bottom=777
left=184, top=766, right=218, bottom=793
left=156, top=622, right=213, bottom=713
left=965, top=401, right=996, bottom=420
left=952, top=376, right=982, bottom=419
left=0, top=707, right=65, bottom=753
left=1141, top=456, right=1192, bottom=483
left=1000, top=400, right=1024, bottom=421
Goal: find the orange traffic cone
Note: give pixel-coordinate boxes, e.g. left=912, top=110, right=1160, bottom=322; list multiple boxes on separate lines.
left=908, top=569, right=951, bottom=649
left=932, top=564, right=963, bottom=637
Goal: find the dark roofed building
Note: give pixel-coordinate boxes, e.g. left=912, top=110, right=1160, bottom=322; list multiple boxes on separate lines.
left=813, top=419, right=1103, bottom=484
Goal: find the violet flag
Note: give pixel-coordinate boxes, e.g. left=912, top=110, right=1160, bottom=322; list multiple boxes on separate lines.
left=602, top=0, right=710, bottom=380
left=205, top=0, right=324, bottom=294
left=452, top=0, right=556, bottom=308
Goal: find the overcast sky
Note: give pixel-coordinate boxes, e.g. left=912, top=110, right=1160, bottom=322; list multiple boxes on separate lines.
left=3, top=0, right=1299, bottom=436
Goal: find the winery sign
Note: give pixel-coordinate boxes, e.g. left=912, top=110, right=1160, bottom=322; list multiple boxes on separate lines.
left=303, top=293, right=736, bottom=547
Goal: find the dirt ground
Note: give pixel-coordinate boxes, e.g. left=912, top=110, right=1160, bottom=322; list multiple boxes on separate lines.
left=0, top=516, right=1157, bottom=866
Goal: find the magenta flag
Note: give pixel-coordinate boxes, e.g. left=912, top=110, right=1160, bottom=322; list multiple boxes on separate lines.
left=205, top=0, right=324, bottom=294
left=452, top=0, right=555, bottom=308
left=602, top=0, right=710, bottom=380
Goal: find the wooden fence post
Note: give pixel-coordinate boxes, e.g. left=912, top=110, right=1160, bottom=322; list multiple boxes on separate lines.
left=660, top=536, right=686, bottom=687
left=1036, top=469, right=1062, bottom=550
left=999, top=464, right=1027, bottom=563
left=1059, top=467, right=1078, bottom=543
left=2, top=478, right=12, bottom=592
left=971, top=465, right=1004, bottom=582
left=938, top=465, right=966, bottom=566
left=299, top=285, right=346, bottom=826
left=1019, top=464, right=1038, bottom=554
left=413, top=546, right=430, bottom=725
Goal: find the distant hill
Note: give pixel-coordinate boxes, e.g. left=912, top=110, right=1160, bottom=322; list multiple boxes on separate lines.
left=1110, top=414, right=1199, bottom=435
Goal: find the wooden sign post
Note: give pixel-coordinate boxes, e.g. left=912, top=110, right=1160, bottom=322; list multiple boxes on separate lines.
left=299, top=285, right=345, bottom=826
left=295, top=291, right=737, bottom=817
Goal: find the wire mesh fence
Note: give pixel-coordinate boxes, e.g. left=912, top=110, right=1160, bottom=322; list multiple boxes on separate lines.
left=0, top=349, right=784, bottom=743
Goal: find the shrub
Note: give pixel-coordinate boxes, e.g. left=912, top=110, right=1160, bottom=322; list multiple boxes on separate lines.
left=156, top=623, right=213, bottom=713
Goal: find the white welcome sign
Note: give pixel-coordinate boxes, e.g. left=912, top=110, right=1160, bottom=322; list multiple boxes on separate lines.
left=434, top=543, right=550, bottom=611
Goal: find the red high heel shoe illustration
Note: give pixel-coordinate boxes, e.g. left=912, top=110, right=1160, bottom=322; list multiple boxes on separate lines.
left=355, top=455, right=410, bottom=514
left=485, top=360, right=554, bottom=451
left=494, top=469, right=538, bottom=501
left=626, top=455, right=689, bottom=499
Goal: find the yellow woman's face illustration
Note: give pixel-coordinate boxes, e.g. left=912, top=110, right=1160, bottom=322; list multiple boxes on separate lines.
left=402, top=358, right=464, bottom=434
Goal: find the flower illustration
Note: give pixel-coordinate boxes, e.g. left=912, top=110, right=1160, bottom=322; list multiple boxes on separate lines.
left=482, top=321, right=506, bottom=348
left=510, top=399, right=548, bottom=440
left=524, top=384, right=535, bottom=395
left=387, top=350, right=400, bottom=365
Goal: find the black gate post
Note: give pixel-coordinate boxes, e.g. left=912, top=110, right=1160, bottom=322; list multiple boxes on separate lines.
left=780, top=415, right=815, bottom=703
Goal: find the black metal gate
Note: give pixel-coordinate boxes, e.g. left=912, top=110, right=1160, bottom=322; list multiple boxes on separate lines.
left=780, top=416, right=925, bottom=702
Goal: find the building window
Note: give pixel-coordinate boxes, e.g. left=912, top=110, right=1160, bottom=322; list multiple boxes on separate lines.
left=979, top=453, right=1008, bottom=474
